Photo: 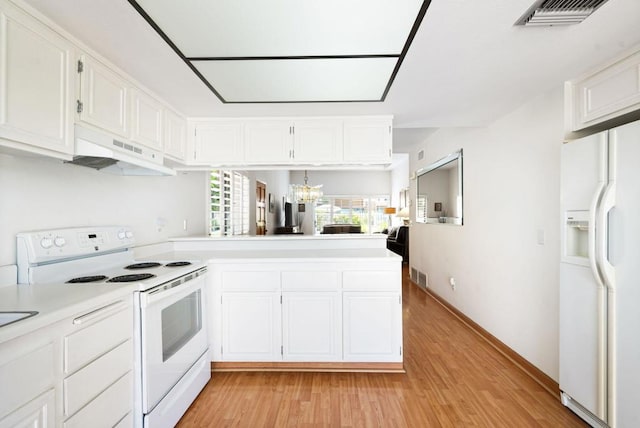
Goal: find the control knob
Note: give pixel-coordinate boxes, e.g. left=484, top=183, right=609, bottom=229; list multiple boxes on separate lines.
left=40, top=237, right=53, bottom=249
left=125, top=231, right=134, bottom=239
left=117, top=230, right=127, bottom=240
left=54, top=236, right=66, bottom=247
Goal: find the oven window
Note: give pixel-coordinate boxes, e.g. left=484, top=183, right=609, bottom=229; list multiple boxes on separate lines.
left=161, top=289, right=202, bottom=362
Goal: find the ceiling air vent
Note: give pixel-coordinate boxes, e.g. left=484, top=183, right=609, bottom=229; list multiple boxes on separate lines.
left=516, top=0, right=610, bottom=26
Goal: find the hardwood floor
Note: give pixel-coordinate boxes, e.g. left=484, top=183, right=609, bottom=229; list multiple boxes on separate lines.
left=177, top=268, right=586, bottom=427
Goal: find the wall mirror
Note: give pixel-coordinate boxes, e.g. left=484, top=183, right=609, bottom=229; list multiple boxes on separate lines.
left=415, top=149, right=463, bottom=225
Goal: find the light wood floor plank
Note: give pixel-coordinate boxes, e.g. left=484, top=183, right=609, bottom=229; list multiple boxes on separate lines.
left=177, top=267, right=586, bottom=427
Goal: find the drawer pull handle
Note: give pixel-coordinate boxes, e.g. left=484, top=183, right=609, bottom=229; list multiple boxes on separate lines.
left=73, top=300, right=127, bottom=325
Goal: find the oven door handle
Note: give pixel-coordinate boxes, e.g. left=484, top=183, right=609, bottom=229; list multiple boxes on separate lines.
left=140, top=274, right=205, bottom=308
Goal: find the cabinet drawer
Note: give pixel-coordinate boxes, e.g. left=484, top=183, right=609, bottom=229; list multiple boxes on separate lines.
left=64, top=339, right=132, bottom=417
left=0, top=343, right=54, bottom=419
left=221, top=270, right=280, bottom=292
left=282, top=271, right=339, bottom=291
left=343, top=270, right=399, bottom=291
left=63, top=371, right=132, bottom=428
left=64, top=305, right=132, bottom=374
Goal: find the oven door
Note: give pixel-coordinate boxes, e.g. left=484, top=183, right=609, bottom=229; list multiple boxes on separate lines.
left=139, top=269, right=208, bottom=413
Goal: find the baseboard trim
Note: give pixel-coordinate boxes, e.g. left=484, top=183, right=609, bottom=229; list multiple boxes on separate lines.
left=211, top=361, right=405, bottom=373
left=417, top=283, right=559, bottom=398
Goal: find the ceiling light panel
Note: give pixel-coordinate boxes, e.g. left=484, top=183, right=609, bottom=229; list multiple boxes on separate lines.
left=128, top=0, right=431, bottom=103
left=193, top=58, right=398, bottom=103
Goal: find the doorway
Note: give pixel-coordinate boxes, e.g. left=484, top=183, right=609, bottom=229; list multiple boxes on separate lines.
left=256, top=181, right=266, bottom=235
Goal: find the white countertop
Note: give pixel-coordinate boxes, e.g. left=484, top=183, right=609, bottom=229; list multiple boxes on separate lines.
left=0, top=281, right=134, bottom=344
left=170, top=234, right=386, bottom=242
left=142, top=248, right=401, bottom=264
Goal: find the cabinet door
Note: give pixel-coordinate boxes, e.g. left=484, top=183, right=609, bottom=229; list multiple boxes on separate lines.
left=343, top=118, right=392, bottom=163
left=343, top=292, right=402, bottom=362
left=244, top=120, right=293, bottom=164
left=292, top=119, right=343, bottom=163
left=164, top=109, right=187, bottom=161
left=0, top=6, right=73, bottom=155
left=0, top=389, right=55, bottom=428
left=78, top=55, right=129, bottom=137
left=570, top=50, right=640, bottom=131
left=130, top=89, right=163, bottom=149
left=282, top=292, right=341, bottom=361
left=193, top=121, right=244, bottom=165
left=221, top=292, right=281, bottom=361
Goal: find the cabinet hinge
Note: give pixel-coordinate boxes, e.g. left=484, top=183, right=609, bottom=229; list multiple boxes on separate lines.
left=400, top=346, right=402, bottom=356
left=221, top=346, right=223, bottom=355
left=280, top=295, right=282, bottom=304
left=281, top=345, right=283, bottom=355
left=389, top=125, right=391, bottom=134
left=77, top=60, right=84, bottom=73
left=292, top=126, right=295, bottom=135
left=76, top=100, right=83, bottom=114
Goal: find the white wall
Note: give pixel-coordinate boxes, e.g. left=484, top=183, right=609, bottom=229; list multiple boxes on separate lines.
left=390, top=153, right=409, bottom=209
left=289, top=170, right=391, bottom=196
left=0, top=154, right=207, bottom=265
left=408, top=86, right=563, bottom=380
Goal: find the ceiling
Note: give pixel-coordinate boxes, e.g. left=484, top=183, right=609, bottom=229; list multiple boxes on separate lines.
left=21, top=0, right=640, bottom=149
left=128, top=0, right=429, bottom=103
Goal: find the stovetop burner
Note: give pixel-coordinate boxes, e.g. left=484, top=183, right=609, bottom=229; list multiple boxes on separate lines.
left=165, top=261, right=192, bottom=267
left=107, top=273, right=156, bottom=283
left=125, top=262, right=162, bottom=270
left=67, top=275, right=108, bottom=284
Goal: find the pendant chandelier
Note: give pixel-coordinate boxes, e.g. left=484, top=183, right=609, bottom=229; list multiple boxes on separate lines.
left=290, top=170, right=323, bottom=203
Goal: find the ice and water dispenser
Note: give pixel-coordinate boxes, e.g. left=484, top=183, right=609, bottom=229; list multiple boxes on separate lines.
left=563, top=210, right=590, bottom=265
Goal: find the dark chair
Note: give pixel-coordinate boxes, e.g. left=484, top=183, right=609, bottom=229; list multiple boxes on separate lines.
left=386, top=226, right=409, bottom=263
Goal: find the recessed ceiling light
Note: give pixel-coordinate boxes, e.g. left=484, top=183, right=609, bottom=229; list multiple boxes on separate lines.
left=128, top=0, right=432, bottom=103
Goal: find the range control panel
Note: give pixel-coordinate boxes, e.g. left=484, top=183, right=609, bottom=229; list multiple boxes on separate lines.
left=17, top=226, right=135, bottom=265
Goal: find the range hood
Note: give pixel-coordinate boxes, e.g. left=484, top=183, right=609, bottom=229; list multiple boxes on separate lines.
left=66, top=125, right=176, bottom=176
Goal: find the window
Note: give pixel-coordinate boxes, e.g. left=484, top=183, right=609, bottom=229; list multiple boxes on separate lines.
left=315, top=196, right=390, bottom=234
left=210, top=170, right=249, bottom=236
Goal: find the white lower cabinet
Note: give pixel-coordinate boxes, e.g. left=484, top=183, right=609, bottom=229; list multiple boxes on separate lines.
left=212, top=261, right=401, bottom=364
left=221, top=291, right=281, bottom=361
left=62, top=299, right=134, bottom=427
left=282, top=292, right=341, bottom=361
left=0, top=336, right=56, bottom=427
left=0, top=389, right=55, bottom=428
left=342, top=292, right=402, bottom=362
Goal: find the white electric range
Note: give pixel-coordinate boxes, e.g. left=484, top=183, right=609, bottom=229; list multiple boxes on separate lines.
left=16, top=226, right=210, bottom=428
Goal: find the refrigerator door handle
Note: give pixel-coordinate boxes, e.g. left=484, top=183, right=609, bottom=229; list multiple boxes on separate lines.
left=588, top=181, right=606, bottom=290
left=597, top=181, right=616, bottom=291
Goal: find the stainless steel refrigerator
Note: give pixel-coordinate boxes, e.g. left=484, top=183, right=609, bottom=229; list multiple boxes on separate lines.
left=560, top=118, right=640, bottom=427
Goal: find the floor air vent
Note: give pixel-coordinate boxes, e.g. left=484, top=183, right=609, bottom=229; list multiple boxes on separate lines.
left=410, top=267, right=418, bottom=283
left=418, top=272, right=427, bottom=289
left=515, top=0, right=610, bottom=26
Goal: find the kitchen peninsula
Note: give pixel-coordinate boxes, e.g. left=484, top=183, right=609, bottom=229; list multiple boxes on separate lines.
left=142, top=234, right=404, bottom=372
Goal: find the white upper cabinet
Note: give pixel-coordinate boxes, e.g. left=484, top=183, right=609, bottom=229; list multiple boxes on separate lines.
left=130, top=88, right=163, bottom=150
left=292, top=119, right=343, bottom=163
left=0, top=1, right=73, bottom=157
left=191, top=120, right=244, bottom=165
left=566, top=48, right=640, bottom=132
left=244, top=120, right=293, bottom=164
left=77, top=54, right=129, bottom=138
left=343, top=117, right=392, bottom=163
left=163, top=108, right=187, bottom=161
left=189, top=116, right=392, bottom=167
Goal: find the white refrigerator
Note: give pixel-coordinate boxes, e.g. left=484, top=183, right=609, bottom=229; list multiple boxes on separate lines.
left=560, top=118, right=640, bottom=427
